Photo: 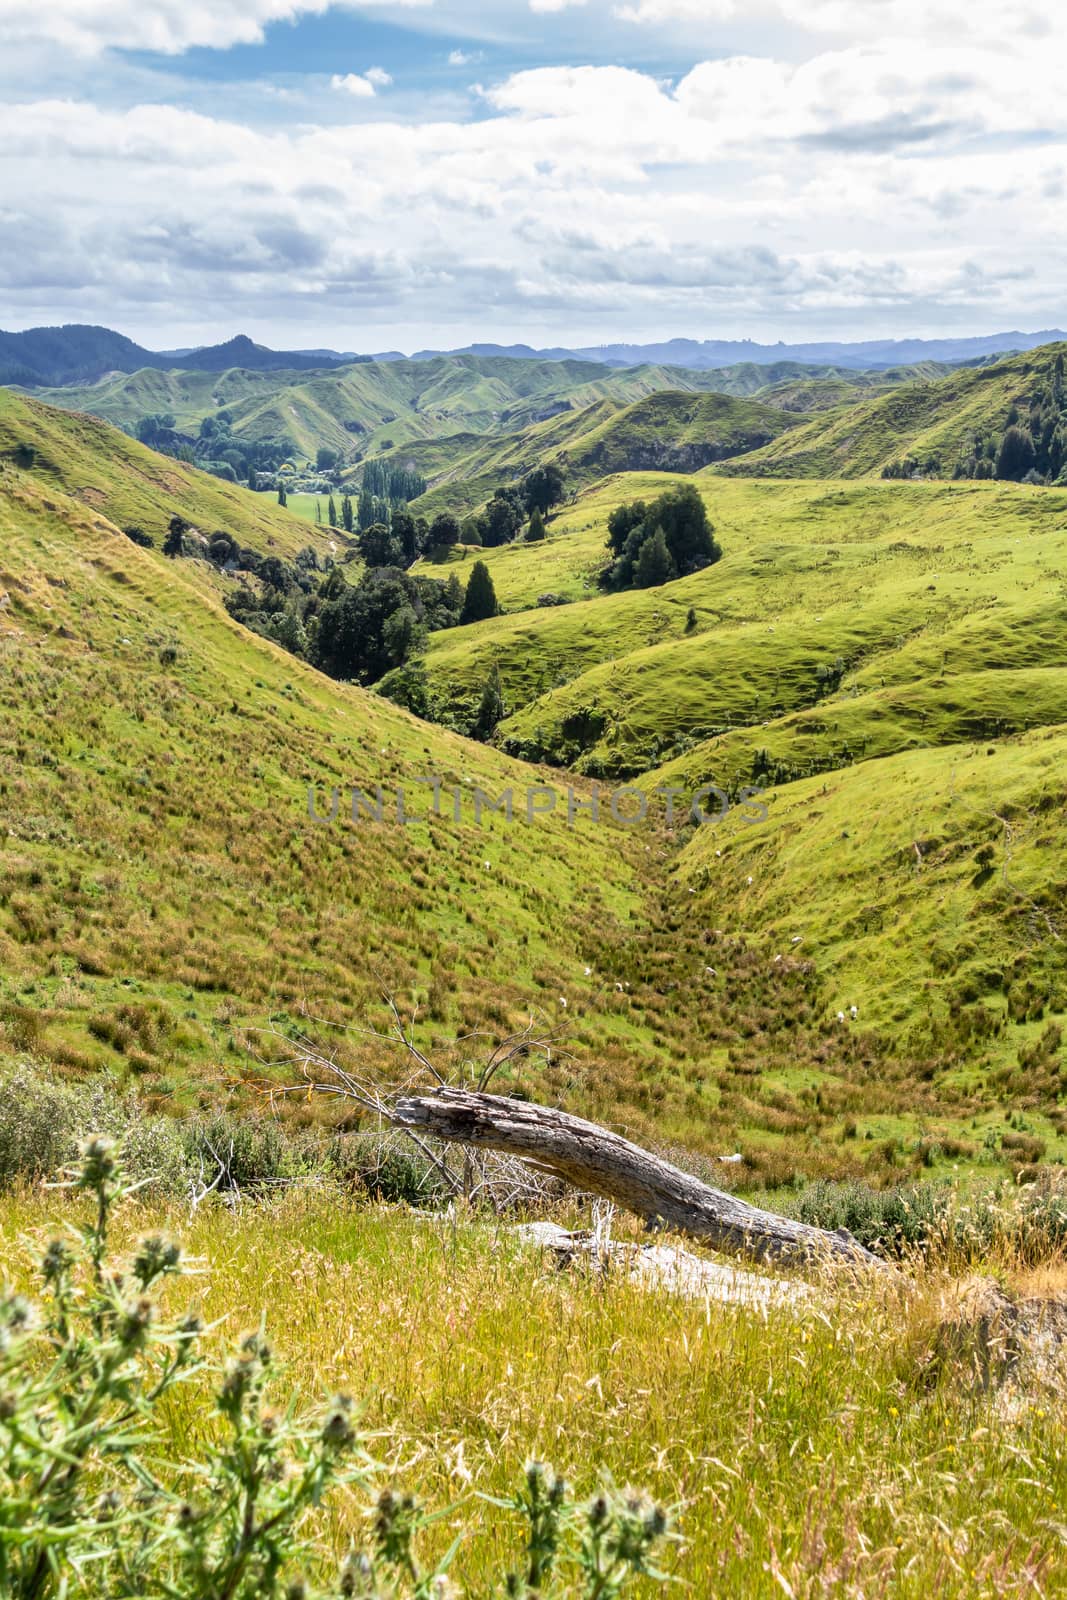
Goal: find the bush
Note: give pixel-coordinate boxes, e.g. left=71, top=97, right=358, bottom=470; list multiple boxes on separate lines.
left=122, top=525, right=154, bottom=549
left=0, top=1065, right=192, bottom=1196
left=0, top=1066, right=78, bottom=1188
left=0, top=1139, right=672, bottom=1598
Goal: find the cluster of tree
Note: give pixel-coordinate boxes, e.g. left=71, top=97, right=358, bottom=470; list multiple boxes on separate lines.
left=880, top=454, right=942, bottom=481
left=360, top=458, right=427, bottom=505
left=461, top=464, right=566, bottom=548
left=134, top=411, right=289, bottom=483
left=888, top=355, right=1067, bottom=486
left=975, top=357, right=1067, bottom=482
left=153, top=504, right=499, bottom=683
left=602, top=483, right=721, bottom=589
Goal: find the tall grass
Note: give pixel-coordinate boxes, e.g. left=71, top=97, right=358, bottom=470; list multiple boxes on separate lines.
left=3, top=1184, right=1064, bottom=1597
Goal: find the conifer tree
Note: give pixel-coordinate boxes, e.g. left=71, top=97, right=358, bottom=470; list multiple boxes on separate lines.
left=460, top=559, right=499, bottom=624
left=525, top=507, right=547, bottom=542
left=634, top=526, right=676, bottom=588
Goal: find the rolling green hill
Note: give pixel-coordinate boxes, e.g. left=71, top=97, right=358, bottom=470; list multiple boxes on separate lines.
left=33, top=355, right=757, bottom=467
left=397, top=390, right=803, bottom=519
left=379, top=462, right=1067, bottom=1169
left=30, top=354, right=973, bottom=495
left=398, top=475, right=1067, bottom=771
left=6, top=381, right=1067, bottom=1183
left=0, top=387, right=337, bottom=563
left=718, top=343, right=1067, bottom=479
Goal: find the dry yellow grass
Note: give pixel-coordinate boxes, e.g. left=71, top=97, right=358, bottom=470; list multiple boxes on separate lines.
left=3, top=1185, right=1065, bottom=1597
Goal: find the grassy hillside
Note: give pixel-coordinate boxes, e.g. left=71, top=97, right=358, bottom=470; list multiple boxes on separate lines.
left=33, top=356, right=753, bottom=467
left=5, top=1182, right=1066, bottom=1600
left=719, top=343, right=1067, bottom=479
left=402, top=475, right=1067, bottom=771
left=400, top=390, right=802, bottom=519
left=6, top=389, right=1067, bottom=1182
left=4, top=451, right=948, bottom=1173
left=0, top=387, right=336, bottom=562
left=382, top=469, right=1067, bottom=1158
left=672, top=726, right=1067, bottom=1086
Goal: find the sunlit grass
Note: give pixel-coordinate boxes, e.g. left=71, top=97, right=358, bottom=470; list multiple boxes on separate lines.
left=3, top=1185, right=1065, bottom=1596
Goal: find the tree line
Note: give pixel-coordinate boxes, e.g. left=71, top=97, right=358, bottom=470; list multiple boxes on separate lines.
left=134, top=512, right=499, bottom=686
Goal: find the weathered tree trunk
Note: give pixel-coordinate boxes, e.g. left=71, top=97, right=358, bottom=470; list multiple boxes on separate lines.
left=392, top=1090, right=886, bottom=1271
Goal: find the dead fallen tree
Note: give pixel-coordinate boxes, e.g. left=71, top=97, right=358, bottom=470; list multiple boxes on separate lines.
left=394, top=1089, right=886, bottom=1272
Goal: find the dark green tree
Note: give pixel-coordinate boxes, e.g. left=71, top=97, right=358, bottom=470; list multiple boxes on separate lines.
left=484, top=488, right=525, bottom=547
left=443, top=573, right=464, bottom=620
left=358, top=521, right=403, bottom=568
left=634, top=526, right=676, bottom=587
left=460, top=559, right=499, bottom=624
left=277, top=483, right=288, bottom=507
left=163, top=515, right=188, bottom=558
left=522, top=463, right=565, bottom=516
left=429, top=511, right=461, bottom=549
left=342, top=494, right=354, bottom=533
left=995, top=425, right=1036, bottom=481
left=525, top=507, right=546, bottom=542
left=392, top=510, right=422, bottom=566
left=473, top=664, right=505, bottom=740
left=328, top=495, right=338, bottom=528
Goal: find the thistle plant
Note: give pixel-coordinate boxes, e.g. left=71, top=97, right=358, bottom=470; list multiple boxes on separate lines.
left=0, top=1137, right=673, bottom=1599
left=0, top=1136, right=371, bottom=1600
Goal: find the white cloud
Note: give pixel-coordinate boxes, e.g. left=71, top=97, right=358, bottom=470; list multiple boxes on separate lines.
left=0, top=0, right=431, bottom=57
left=3, top=19, right=1067, bottom=345
left=331, top=73, right=376, bottom=97
left=331, top=68, right=392, bottom=97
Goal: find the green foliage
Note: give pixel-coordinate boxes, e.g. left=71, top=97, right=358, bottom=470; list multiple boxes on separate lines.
left=0, top=1137, right=369, bottom=1599
left=525, top=508, right=547, bottom=543
left=162, top=515, right=188, bottom=558
left=604, top=484, right=719, bottom=590
left=633, top=526, right=675, bottom=588
left=429, top=512, right=461, bottom=550
left=122, top=524, right=154, bottom=549
left=472, top=664, right=506, bottom=740
left=359, top=458, right=426, bottom=506
left=460, top=560, right=499, bottom=625
left=357, top=522, right=403, bottom=569
left=522, top=463, right=566, bottom=517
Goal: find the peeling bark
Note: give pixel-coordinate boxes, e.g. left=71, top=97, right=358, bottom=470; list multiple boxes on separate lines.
left=393, top=1090, right=886, bottom=1271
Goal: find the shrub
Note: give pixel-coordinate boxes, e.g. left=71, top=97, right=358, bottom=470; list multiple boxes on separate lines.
left=0, top=1066, right=78, bottom=1188
left=0, top=1065, right=195, bottom=1197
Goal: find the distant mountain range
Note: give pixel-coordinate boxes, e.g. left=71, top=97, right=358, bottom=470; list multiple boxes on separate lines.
left=2, top=321, right=1065, bottom=389
left=0, top=328, right=365, bottom=388
left=415, top=332, right=1067, bottom=371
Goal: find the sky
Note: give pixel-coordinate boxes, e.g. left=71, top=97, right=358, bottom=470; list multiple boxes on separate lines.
left=0, top=0, right=1064, bottom=353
